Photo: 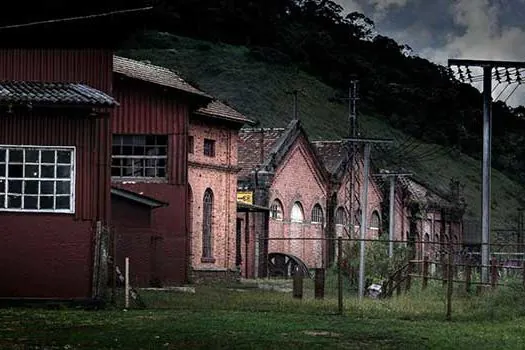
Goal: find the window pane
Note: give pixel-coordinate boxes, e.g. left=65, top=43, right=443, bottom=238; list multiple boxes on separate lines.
left=113, top=135, right=123, bottom=146
left=24, top=180, right=39, bottom=195
left=57, top=151, right=71, bottom=164
left=122, top=146, right=133, bottom=155
left=23, top=196, right=38, bottom=210
left=8, top=164, right=23, bottom=177
left=8, top=180, right=22, bottom=194
left=56, top=181, right=71, bottom=195
left=41, top=150, right=55, bottom=163
left=9, top=150, right=23, bottom=163
left=25, top=165, right=39, bottom=178
left=0, top=164, right=5, bottom=177
left=25, top=150, right=39, bottom=163
left=0, top=180, right=4, bottom=193
left=41, top=165, right=55, bottom=178
left=7, top=195, right=21, bottom=208
left=111, top=167, right=121, bottom=177
left=56, top=166, right=71, bottom=179
left=112, top=146, right=121, bottom=156
left=56, top=196, right=70, bottom=210
left=122, top=135, right=134, bottom=145
left=133, top=145, right=145, bottom=156
left=133, top=135, right=146, bottom=145
left=40, top=196, right=54, bottom=209
left=41, top=181, right=54, bottom=195
left=0, top=149, right=5, bottom=162
left=157, top=168, right=166, bottom=178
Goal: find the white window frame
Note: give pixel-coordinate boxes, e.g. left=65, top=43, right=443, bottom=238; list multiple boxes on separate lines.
left=311, top=204, right=324, bottom=224
left=291, top=202, right=304, bottom=223
left=270, top=199, right=284, bottom=221
left=0, top=145, right=76, bottom=214
left=370, top=211, right=381, bottom=230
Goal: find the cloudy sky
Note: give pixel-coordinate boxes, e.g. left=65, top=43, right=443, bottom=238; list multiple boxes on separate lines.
left=335, top=0, right=525, bottom=106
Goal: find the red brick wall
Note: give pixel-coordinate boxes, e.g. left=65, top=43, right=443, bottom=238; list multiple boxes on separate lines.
left=188, top=119, right=239, bottom=275
left=267, top=137, right=328, bottom=269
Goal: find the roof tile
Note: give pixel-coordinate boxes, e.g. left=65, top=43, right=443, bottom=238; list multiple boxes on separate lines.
left=311, top=140, right=346, bottom=174
left=0, top=81, right=117, bottom=107
left=238, top=128, right=287, bottom=178
left=113, top=56, right=211, bottom=98
left=196, top=99, right=253, bottom=124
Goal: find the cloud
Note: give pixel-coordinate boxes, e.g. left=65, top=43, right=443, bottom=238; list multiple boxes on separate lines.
left=369, top=0, right=411, bottom=11
left=336, top=0, right=364, bottom=14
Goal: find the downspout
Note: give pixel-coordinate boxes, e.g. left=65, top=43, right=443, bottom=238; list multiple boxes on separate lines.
left=225, top=128, right=232, bottom=271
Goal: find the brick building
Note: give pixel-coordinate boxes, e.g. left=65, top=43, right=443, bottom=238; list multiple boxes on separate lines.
left=237, top=119, right=331, bottom=277
left=188, top=100, right=254, bottom=282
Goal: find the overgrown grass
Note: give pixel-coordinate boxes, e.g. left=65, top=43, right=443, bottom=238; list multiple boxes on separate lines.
left=117, top=31, right=525, bottom=229
left=2, top=282, right=525, bottom=349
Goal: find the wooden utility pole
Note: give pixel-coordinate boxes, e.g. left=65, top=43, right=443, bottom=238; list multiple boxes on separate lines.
left=345, top=137, right=393, bottom=299
left=448, top=58, right=525, bottom=284
left=373, top=171, right=412, bottom=257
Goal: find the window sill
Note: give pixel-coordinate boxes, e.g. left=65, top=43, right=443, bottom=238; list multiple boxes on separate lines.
left=201, top=257, right=216, bottom=264
left=112, top=177, right=168, bottom=184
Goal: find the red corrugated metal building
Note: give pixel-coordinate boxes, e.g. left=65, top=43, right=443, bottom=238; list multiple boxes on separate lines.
left=0, top=49, right=117, bottom=300
left=111, top=56, right=212, bottom=287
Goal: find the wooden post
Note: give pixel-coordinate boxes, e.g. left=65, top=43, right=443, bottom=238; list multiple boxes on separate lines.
left=125, top=257, right=130, bottom=309
left=314, top=268, right=325, bottom=299
left=111, top=227, right=117, bottom=305
left=522, top=260, right=525, bottom=289
left=443, top=259, right=448, bottom=287
left=406, top=261, right=412, bottom=293
left=396, top=270, right=401, bottom=296
left=446, top=243, right=454, bottom=321
left=465, top=263, right=472, bottom=294
left=292, top=270, right=303, bottom=299
left=337, top=237, right=343, bottom=315
left=491, top=257, right=498, bottom=289
left=422, top=256, right=429, bottom=290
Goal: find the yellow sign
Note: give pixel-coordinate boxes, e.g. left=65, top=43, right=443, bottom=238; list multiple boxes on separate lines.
left=237, top=191, right=253, bottom=205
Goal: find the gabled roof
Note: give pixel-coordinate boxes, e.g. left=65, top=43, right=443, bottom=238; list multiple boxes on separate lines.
left=238, top=127, right=287, bottom=179
left=195, top=99, right=254, bottom=125
left=238, top=119, right=328, bottom=183
left=113, top=56, right=211, bottom=99
left=311, top=140, right=346, bottom=175
left=0, top=81, right=118, bottom=108
left=400, top=177, right=452, bottom=208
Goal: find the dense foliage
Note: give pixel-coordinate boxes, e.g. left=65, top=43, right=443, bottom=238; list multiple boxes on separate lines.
left=141, top=0, right=525, bottom=183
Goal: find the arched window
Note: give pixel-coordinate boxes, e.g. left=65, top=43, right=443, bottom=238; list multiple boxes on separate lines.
left=335, top=207, right=346, bottom=226
left=202, top=188, right=214, bottom=259
left=370, top=210, right=380, bottom=230
left=311, top=204, right=323, bottom=224
left=270, top=199, right=284, bottom=220
left=291, top=202, right=304, bottom=223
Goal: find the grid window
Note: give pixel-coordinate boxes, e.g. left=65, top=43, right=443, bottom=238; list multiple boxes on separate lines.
left=111, top=135, right=168, bottom=179
left=370, top=211, right=380, bottom=230
left=203, top=139, right=215, bottom=157
left=202, top=188, right=214, bottom=259
left=0, top=146, right=75, bottom=213
left=311, top=204, right=323, bottom=224
left=335, top=207, right=346, bottom=226
left=291, top=202, right=304, bottom=223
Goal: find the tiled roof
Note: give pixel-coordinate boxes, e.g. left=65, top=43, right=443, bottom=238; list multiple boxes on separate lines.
left=195, top=99, right=254, bottom=124
left=238, top=127, right=287, bottom=178
left=311, top=140, right=346, bottom=174
left=0, top=81, right=118, bottom=107
left=113, top=56, right=211, bottom=98
left=400, top=177, right=450, bottom=207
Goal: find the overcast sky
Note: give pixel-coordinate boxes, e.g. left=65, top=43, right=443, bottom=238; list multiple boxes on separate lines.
left=335, top=0, right=525, bottom=107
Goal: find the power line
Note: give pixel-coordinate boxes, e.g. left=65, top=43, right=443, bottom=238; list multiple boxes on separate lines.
left=0, top=6, right=153, bottom=30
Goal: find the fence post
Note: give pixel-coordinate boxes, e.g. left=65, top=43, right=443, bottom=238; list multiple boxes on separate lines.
left=446, top=243, right=454, bottom=321
left=314, top=268, right=325, bottom=299
left=522, top=260, right=525, bottom=289
left=465, top=262, right=471, bottom=294
left=125, top=257, right=130, bottom=309
left=337, top=237, right=343, bottom=315
left=491, top=257, right=498, bottom=289
left=406, top=260, right=412, bottom=293
left=293, top=272, right=303, bottom=299
left=422, top=256, right=429, bottom=290
left=396, top=270, right=401, bottom=296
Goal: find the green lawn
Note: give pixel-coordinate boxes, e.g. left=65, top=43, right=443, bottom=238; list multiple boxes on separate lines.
left=2, top=281, right=525, bottom=349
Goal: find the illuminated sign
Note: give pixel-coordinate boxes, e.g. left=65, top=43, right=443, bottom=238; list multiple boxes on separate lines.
left=237, top=191, right=253, bottom=205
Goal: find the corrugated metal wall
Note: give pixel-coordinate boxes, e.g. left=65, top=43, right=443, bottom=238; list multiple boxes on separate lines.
left=0, top=113, right=110, bottom=222
left=112, top=78, right=189, bottom=185
left=0, top=49, right=112, bottom=93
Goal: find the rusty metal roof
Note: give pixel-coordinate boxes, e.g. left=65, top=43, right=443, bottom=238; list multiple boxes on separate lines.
left=113, top=56, right=211, bottom=98
left=238, top=127, right=287, bottom=178
left=195, top=99, right=253, bottom=124
left=0, top=81, right=118, bottom=107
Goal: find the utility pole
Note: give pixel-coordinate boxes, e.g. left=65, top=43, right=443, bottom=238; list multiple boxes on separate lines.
left=345, top=137, right=393, bottom=299
left=373, top=171, right=412, bottom=257
left=448, top=58, right=525, bottom=284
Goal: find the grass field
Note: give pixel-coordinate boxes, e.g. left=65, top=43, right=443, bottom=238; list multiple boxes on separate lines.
left=2, top=280, right=525, bottom=349
left=117, top=31, right=525, bottom=229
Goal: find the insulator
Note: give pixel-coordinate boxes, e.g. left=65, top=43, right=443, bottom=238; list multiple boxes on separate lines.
left=495, top=69, right=501, bottom=83
left=505, top=68, right=512, bottom=83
